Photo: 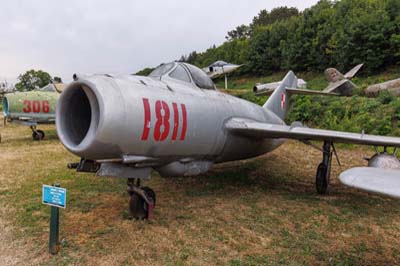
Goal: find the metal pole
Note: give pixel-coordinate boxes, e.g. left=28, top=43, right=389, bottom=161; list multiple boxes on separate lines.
left=225, top=75, right=228, bottom=90
left=49, top=183, right=60, bottom=255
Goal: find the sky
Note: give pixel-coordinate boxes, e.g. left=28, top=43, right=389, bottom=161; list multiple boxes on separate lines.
left=0, top=0, right=319, bottom=82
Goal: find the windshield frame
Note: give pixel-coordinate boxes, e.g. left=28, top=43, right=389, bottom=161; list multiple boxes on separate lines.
left=148, top=63, right=175, bottom=78
left=182, top=63, right=216, bottom=90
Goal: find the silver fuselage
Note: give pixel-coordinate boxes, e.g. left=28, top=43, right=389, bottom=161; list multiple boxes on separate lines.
left=57, top=74, right=285, bottom=168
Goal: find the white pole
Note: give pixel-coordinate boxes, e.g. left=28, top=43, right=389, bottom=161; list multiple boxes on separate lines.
left=225, top=74, right=228, bottom=90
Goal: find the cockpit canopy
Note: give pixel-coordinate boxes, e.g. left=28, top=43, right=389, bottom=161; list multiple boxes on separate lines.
left=149, top=62, right=216, bottom=90
left=36, top=83, right=64, bottom=93
left=39, top=84, right=57, bottom=92
left=209, top=60, right=229, bottom=67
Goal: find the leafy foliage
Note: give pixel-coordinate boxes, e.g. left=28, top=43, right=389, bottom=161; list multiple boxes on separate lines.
left=53, top=76, right=62, bottom=83
left=226, top=24, right=251, bottom=40
left=251, top=7, right=299, bottom=29
left=287, top=94, right=400, bottom=136
left=135, top=67, right=154, bottom=76
left=178, top=0, right=400, bottom=75
left=15, top=70, right=52, bottom=91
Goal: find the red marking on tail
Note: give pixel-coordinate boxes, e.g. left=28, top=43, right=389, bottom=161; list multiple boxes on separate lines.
left=281, top=93, right=286, bottom=110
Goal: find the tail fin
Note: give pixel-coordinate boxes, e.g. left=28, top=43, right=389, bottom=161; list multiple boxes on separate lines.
left=344, top=63, right=363, bottom=79
left=264, top=71, right=298, bottom=120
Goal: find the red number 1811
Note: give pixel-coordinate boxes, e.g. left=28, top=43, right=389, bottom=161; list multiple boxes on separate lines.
left=141, top=98, right=187, bottom=142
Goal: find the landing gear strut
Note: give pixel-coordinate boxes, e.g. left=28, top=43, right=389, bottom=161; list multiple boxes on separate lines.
left=127, top=178, right=156, bottom=220
left=30, top=126, right=45, bottom=141
left=316, top=141, right=333, bottom=194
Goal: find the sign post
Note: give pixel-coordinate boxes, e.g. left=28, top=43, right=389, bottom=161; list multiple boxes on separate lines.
left=49, top=202, right=59, bottom=255
left=42, top=183, right=67, bottom=255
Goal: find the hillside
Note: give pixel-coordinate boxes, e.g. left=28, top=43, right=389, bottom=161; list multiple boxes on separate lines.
left=217, top=66, right=400, bottom=136
left=182, top=0, right=400, bottom=76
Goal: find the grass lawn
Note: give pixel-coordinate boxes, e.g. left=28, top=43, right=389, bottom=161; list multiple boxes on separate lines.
left=1, top=114, right=400, bottom=265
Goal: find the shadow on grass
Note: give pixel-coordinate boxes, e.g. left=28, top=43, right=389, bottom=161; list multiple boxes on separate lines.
left=0, top=128, right=59, bottom=147
left=170, top=157, right=400, bottom=218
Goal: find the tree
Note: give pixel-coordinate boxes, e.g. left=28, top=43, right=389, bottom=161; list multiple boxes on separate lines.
left=251, top=7, right=299, bottom=29
left=143, top=0, right=400, bottom=76
left=226, top=25, right=251, bottom=40
left=15, top=70, right=52, bottom=91
left=53, top=76, right=63, bottom=83
left=186, top=51, right=198, bottom=64
left=178, top=55, right=187, bottom=62
left=135, top=68, right=154, bottom=76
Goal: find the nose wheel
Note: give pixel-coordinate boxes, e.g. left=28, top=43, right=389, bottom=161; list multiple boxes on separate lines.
left=30, top=126, right=45, bottom=141
left=316, top=141, right=333, bottom=194
left=127, top=178, right=156, bottom=220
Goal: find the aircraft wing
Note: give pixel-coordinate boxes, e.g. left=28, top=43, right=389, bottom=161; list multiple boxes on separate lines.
left=225, top=118, right=400, bottom=147
left=344, top=63, right=364, bottom=79
left=254, top=79, right=307, bottom=96
left=255, top=87, right=339, bottom=97
left=339, top=167, right=400, bottom=198
left=208, top=72, right=223, bottom=79
left=323, top=79, right=349, bottom=93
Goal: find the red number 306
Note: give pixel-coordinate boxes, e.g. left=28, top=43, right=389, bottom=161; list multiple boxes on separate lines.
left=23, top=100, right=50, bottom=113
left=141, top=98, right=187, bottom=142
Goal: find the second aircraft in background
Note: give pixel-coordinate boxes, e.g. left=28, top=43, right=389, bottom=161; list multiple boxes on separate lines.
left=2, top=83, right=63, bottom=140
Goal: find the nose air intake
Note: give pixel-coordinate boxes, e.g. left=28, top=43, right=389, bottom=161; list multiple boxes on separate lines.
left=56, top=83, right=100, bottom=152
left=2, top=97, right=9, bottom=116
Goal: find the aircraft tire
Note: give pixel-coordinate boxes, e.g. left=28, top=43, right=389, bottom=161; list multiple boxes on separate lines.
left=142, top=187, right=156, bottom=207
left=129, top=193, right=147, bottom=219
left=37, top=130, right=45, bottom=140
left=316, top=163, right=329, bottom=194
left=129, top=187, right=155, bottom=220
left=32, top=130, right=45, bottom=141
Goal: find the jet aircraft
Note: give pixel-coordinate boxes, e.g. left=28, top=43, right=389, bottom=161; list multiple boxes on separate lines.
left=253, top=64, right=363, bottom=97
left=2, top=83, right=63, bottom=140
left=364, top=78, right=400, bottom=97
left=322, top=64, right=363, bottom=96
left=203, top=60, right=242, bottom=79
left=56, top=62, right=400, bottom=220
left=203, top=60, right=243, bottom=89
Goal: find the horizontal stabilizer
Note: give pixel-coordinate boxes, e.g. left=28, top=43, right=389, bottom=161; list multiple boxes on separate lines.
left=339, top=167, right=400, bottom=198
left=323, top=79, right=349, bottom=93
left=255, top=87, right=339, bottom=97
left=254, top=79, right=307, bottom=96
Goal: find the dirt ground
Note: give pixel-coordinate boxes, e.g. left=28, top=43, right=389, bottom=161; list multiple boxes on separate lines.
left=1, top=117, right=400, bottom=266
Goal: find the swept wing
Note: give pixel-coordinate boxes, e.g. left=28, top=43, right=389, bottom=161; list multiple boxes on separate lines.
left=225, top=118, right=400, bottom=147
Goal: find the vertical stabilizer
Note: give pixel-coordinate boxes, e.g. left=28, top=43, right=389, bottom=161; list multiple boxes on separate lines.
left=264, top=71, right=298, bottom=120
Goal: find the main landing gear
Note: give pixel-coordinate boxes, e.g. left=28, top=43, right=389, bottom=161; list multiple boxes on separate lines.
left=127, top=178, right=156, bottom=220
left=30, top=126, right=45, bottom=141
left=316, top=141, right=334, bottom=195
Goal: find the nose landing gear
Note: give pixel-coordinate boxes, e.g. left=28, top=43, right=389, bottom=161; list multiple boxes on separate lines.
left=127, top=178, right=156, bottom=220
left=30, top=126, right=45, bottom=141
